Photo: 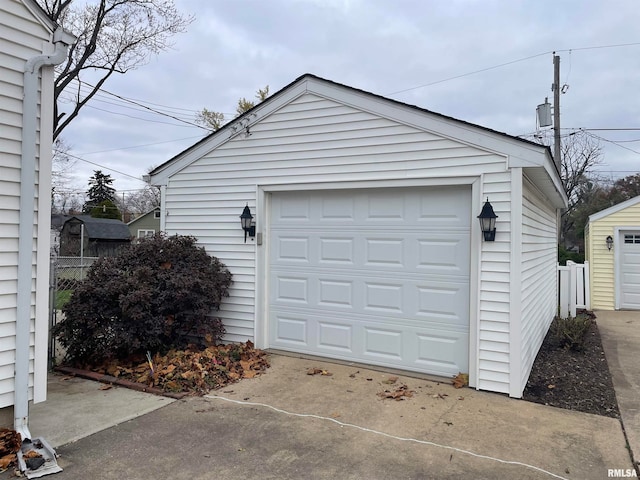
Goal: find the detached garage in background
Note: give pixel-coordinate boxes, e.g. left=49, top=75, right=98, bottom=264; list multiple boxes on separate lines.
left=585, top=195, right=640, bottom=310
left=147, top=74, right=568, bottom=398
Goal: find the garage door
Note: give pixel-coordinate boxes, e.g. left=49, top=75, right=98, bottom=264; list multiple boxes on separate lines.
left=620, top=232, right=640, bottom=310
left=268, top=186, right=471, bottom=377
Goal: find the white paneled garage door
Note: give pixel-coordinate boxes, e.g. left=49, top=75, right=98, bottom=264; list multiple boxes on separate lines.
left=268, top=186, right=471, bottom=377
left=620, top=232, right=640, bottom=310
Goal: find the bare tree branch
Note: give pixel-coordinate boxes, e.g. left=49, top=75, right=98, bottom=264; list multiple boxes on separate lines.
left=38, top=0, right=193, bottom=139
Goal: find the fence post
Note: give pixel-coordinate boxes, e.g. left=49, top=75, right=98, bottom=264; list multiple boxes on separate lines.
left=558, top=263, right=569, bottom=318
left=567, top=260, right=577, bottom=317
left=583, top=261, right=591, bottom=310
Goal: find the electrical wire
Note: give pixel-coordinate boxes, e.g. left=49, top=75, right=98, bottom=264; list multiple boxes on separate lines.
left=76, top=135, right=205, bottom=156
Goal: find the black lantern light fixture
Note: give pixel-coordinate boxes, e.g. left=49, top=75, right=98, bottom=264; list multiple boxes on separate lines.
left=606, top=235, right=613, bottom=251
left=477, top=197, right=498, bottom=242
left=240, top=204, right=256, bottom=243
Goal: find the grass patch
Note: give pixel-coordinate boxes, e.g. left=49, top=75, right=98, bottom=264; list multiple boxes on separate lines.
left=55, top=290, right=73, bottom=310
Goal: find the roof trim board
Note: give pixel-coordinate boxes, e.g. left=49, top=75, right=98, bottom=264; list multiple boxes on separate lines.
left=589, top=194, right=640, bottom=223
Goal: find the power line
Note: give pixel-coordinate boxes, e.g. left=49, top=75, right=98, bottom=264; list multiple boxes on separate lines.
left=76, top=135, right=205, bottom=156
left=77, top=79, right=208, bottom=130
left=386, top=41, right=640, bottom=97
left=84, top=104, right=204, bottom=128
left=65, top=152, right=145, bottom=181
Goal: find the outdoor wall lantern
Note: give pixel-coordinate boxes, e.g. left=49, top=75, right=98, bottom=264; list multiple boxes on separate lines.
left=477, top=198, right=498, bottom=242
left=606, top=235, right=613, bottom=251
left=240, top=204, right=256, bottom=243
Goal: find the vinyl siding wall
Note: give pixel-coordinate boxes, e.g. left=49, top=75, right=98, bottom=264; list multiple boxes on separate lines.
left=163, top=92, right=517, bottom=392
left=0, top=0, right=51, bottom=407
left=519, top=176, right=558, bottom=393
left=588, top=201, right=640, bottom=310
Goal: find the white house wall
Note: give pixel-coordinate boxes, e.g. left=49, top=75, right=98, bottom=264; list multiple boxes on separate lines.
left=163, top=92, right=519, bottom=393
left=0, top=0, right=52, bottom=408
left=519, top=175, right=558, bottom=395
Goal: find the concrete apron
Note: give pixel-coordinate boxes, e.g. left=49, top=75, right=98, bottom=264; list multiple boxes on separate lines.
left=595, top=309, right=640, bottom=472
left=202, top=354, right=632, bottom=480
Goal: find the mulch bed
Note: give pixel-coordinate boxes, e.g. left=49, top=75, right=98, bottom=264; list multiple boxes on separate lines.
left=523, top=313, right=620, bottom=418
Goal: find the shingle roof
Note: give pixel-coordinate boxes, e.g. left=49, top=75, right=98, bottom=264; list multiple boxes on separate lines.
left=65, top=216, right=131, bottom=240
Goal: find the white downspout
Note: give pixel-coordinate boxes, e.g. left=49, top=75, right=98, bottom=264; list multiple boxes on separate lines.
left=16, top=27, right=74, bottom=440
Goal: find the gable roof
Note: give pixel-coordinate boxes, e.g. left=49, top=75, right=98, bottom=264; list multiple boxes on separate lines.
left=147, top=73, right=566, bottom=207
left=20, top=0, right=56, bottom=32
left=127, top=207, right=161, bottom=226
left=64, top=216, right=131, bottom=240
left=589, top=195, right=640, bottom=223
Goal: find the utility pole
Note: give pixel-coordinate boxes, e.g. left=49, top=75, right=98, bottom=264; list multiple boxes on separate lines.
left=553, top=53, right=561, bottom=171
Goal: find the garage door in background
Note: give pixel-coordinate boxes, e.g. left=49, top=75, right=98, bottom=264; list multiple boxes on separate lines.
left=268, top=186, right=471, bottom=377
left=620, top=231, right=640, bottom=310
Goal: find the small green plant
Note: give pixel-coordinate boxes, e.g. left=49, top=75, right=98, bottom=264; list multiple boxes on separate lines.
left=54, top=289, right=73, bottom=310
left=550, top=314, right=592, bottom=351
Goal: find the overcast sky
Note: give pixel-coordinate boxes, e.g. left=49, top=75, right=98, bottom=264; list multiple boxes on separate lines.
left=59, top=0, right=640, bottom=196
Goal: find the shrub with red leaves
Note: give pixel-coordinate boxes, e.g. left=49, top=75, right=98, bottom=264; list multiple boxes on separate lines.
left=53, top=234, right=232, bottom=365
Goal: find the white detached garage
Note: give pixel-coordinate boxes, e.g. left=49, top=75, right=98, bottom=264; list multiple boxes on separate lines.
left=148, top=74, right=567, bottom=398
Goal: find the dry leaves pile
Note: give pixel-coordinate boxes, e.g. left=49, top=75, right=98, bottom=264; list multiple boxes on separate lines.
left=0, top=428, right=21, bottom=470
left=92, top=341, right=269, bottom=395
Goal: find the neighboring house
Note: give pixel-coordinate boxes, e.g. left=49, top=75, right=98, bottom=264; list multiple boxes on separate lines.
left=50, top=213, right=70, bottom=256
left=147, top=74, right=568, bottom=398
left=59, top=216, right=131, bottom=257
left=585, top=195, right=640, bottom=310
left=127, top=207, right=161, bottom=240
left=0, top=0, right=74, bottom=434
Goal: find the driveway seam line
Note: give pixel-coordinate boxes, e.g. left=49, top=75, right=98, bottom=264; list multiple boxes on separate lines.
left=205, top=394, right=569, bottom=480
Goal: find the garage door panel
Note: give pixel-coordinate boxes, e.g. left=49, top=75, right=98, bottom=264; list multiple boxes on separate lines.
left=271, top=270, right=468, bottom=323
left=275, top=236, right=310, bottom=263
left=269, top=186, right=471, bottom=376
left=270, top=308, right=468, bottom=376
left=271, top=231, right=470, bottom=274
left=620, top=233, right=640, bottom=310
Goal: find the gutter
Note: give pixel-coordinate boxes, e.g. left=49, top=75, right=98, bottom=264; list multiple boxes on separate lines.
left=16, top=26, right=74, bottom=441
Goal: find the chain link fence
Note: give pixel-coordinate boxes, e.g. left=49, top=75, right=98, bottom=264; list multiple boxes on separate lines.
left=49, top=255, right=98, bottom=366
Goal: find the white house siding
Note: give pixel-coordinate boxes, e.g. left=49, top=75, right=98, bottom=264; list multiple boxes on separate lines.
left=476, top=171, right=512, bottom=394
left=519, top=176, right=558, bottom=393
left=0, top=0, right=52, bottom=407
left=163, top=92, right=516, bottom=390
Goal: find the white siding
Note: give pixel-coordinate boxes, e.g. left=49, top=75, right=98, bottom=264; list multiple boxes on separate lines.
left=0, top=0, right=52, bottom=408
left=476, top=171, right=512, bottom=394
left=519, top=176, right=558, bottom=394
left=164, top=93, right=511, bottom=388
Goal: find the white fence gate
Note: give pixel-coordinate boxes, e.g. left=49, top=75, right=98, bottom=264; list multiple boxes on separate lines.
left=558, top=261, right=590, bottom=318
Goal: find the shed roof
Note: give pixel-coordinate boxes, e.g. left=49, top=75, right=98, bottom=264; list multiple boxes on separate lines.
left=65, top=216, right=131, bottom=240
left=588, top=195, right=640, bottom=223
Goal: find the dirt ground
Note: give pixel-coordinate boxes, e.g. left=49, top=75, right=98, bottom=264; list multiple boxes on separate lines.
left=523, top=315, right=619, bottom=418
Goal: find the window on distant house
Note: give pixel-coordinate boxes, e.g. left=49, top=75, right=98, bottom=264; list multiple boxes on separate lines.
left=154, top=210, right=161, bottom=219
left=138, top=229, right=155, bottom=238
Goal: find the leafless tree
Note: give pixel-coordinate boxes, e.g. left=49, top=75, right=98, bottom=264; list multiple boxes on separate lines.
left=51, top=138, right=77, bottom=191
left=525, top=129, right=603, bottom=244
left=37, top=0, right=193, bottom=139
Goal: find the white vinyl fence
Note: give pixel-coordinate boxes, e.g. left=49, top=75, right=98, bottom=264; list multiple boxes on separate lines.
left=558, top=260, right=590, bottom=318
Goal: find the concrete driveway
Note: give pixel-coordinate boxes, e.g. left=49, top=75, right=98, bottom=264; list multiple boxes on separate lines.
left=595, top=309, right=640, bottom=472
left=14, top=353, right=634, bottom=480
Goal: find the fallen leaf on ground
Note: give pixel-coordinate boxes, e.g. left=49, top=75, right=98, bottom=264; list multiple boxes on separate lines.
left=78, top=341, right=269, bottom=396
left=99, top=384, right=112, bottom=390
left=452, top=372, right=469, bottom=389
left=381, top=376, right=398, bottom=385
left=22, top=450, right=42, bottom=459
left=378, top=384, right=414, bottom=401
left=432, top=393, right=448, bottom=400
left=307, top=368, right=332, bottom=376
